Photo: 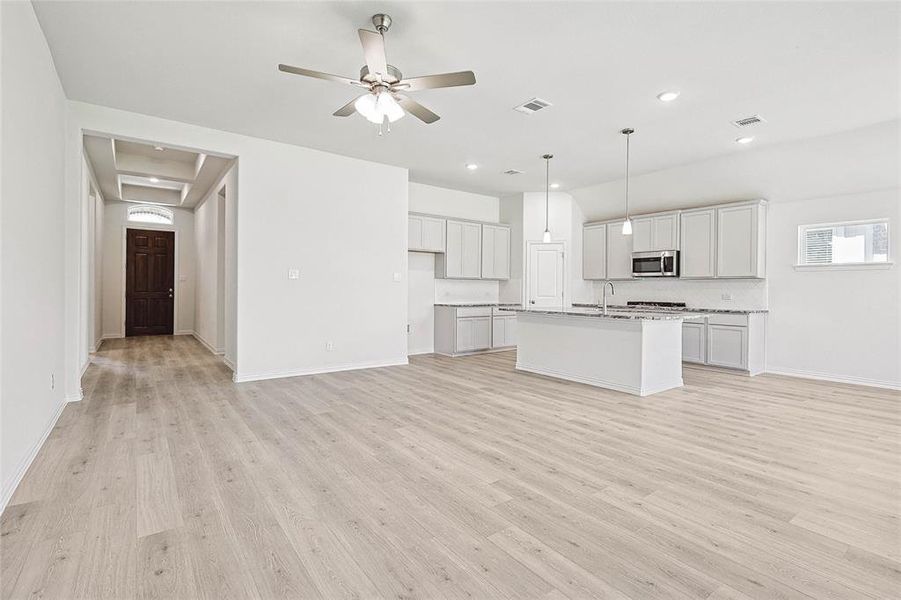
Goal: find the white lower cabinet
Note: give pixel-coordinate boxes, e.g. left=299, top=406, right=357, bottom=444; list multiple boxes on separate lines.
left=682, top=313, right=765, bottom=375
left=491, top=314, right=517, bottom=348
left=707, top=325, right=747, bottom=370
left=681, top=320, right=706, bottom=364
left=456, top=317, right=491, bottom=352
left=435, top=306, right=517, bottom=356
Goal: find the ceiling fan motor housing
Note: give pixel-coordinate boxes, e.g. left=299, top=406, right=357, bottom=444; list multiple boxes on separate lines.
left=372, top=14, right=392, bottom=33
left=360, top=64, right=402, bottom=85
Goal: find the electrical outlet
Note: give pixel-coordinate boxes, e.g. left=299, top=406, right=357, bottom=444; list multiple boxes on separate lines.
left=288, top=268, right=300, bottom=280
left=407, top=324, right=411, bottom=334
left=50, top=373, right=55, bottom=390
left=326, top=341, right=334, bottom=351
left=721, top=293, right=733, bottom=301
left=393, top=272, right=402, bottom=282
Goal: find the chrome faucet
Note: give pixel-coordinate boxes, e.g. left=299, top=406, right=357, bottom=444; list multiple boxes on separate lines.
left=600, top=281, right=615, bottom=314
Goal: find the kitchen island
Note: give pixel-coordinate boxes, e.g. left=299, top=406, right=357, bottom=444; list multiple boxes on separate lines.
left=500, top=307, right=708, bottom=396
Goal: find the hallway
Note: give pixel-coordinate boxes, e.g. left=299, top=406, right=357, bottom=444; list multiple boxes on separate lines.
left=2, top=336, right=899, bottom=599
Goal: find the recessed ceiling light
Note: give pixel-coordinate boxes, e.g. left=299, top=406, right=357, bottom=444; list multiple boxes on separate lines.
left=550, top=183, right=560, bottom=189
left=465, top=163, right=478, bottom=171
left=735, top=136, right=755, bottom=145
left=656, top=91, right=680, bottom=102
left=149, top=177, right=160, bottom=183
left=153, top=146, right=164, bottom=152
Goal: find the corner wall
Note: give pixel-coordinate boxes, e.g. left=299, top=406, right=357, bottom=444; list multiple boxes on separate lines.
left=66, top=102, right=409, bottom=384
left=1, top=1, right=69, bottom=509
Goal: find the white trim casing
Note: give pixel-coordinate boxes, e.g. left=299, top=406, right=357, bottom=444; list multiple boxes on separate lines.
left=233, top=358, right=409, bottom=384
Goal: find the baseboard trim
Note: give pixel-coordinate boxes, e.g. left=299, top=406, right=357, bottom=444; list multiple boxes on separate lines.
left=516, top=362, right=648, bottom=396
left=80, top=359, right=90, bottom=378
left=174, top=329, right=194, bottom=336
left=1, top=397, right=67, bottom=512
left=234, top=357, right=409, bottom=383
left=221, top=356, right=235, bottom=371
left=101, top=333, right=123, bottom=340
left=765, top=367, right=901, bottom=391
left=191, top=331, right=224, bottom=356
left=66, top=389, right=84, bottom=403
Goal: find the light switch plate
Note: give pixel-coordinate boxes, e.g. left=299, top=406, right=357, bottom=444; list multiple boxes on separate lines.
left=393, top=272, right=402, bottom=282
left=721, top=292, right=733, bottom=301
left=288, top=268, right=300, bottom=280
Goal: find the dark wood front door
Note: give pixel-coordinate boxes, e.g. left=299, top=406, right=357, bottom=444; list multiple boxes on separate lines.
left=126, top=228, right=175, bottom=336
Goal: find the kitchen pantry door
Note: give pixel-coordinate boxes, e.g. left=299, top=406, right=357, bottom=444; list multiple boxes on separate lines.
left=528, top=242, right=565, bottom=308
left=125, top=228, right=175, bottom=336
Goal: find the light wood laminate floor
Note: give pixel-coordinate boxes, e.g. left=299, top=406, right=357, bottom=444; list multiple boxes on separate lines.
left=2, top=335, right=899, bottom=599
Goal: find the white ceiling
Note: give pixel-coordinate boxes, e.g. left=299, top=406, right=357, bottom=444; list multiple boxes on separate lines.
left=35, top=1, right=900, bottom=196
left=83, top=134, right=234, bottom=208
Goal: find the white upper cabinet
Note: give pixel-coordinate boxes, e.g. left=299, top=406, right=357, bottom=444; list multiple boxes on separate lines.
left=439, top=220, right=482, bottom=279
left=631, top=218, right=654, bottom=252
left=632, top=212, right=680, bottom=252
left=582, top=224, right=607, bottom=280
left=606, top=220, right=634, bottom=280
left=481, top=224, right=511, bottom=280
left=680, top=208, right=716, bottom=278
left=408, top=214, right=446, bottom=252
left=653, top=213, right=680, bottom=250
left=716, top=201, right=766, bottom=278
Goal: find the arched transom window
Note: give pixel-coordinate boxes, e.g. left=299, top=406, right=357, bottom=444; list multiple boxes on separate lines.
left=127, top=204, right=173, bottom=225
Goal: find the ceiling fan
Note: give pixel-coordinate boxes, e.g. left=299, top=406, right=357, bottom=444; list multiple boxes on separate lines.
left=278, top=13, right=476, bottom=130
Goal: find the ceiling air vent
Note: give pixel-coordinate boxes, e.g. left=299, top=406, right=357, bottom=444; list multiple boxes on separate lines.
left=513, top=98, right=552, bottom=114
left=503, top=169, right=524, bottom=175
left=731, top=114, right=766, bottom=128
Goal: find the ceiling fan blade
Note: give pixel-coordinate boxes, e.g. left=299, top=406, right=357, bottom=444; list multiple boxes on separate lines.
left=358, top=29, right=388, bottom=79
left=333, top=97, right=359, bottom=117
left=396, top=95, right=440, bottom=124
left=278, top=64, right=361, bottom=86
left=395, top=71, right=476, bottom=92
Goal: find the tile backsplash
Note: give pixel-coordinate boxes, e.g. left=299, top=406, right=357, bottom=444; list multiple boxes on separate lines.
left=586, top=278, right=768, bottom=310
left=435, top=279, right=499, bottom=303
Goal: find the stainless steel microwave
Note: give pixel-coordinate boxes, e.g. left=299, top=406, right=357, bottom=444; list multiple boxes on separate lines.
left=632, top=250, right=679, bottom=277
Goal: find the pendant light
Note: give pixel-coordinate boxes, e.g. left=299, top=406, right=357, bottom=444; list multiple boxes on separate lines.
left=621, top=128, right=635, bottom=235
left=542, top=153, right=553, bottom=243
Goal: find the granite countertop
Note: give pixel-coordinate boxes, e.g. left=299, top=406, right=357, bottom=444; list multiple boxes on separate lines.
left=434, top=302, right=522, bottom=307
left=499, top=307, right=710, bottom=321
left=572, top=303, right=768, bottom=314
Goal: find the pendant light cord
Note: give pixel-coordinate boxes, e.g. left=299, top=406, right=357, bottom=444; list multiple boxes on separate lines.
left=624, top=131, right=630, bottom=219
left=545, top=156, right=550, bottom=232
left=621, top=128, right=634, bottom=220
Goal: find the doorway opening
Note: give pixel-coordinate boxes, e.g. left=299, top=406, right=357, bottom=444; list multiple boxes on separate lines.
left=527, top=241, right=566, bottom=308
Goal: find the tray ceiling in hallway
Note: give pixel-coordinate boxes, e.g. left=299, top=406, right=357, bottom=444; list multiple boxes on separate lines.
left=83, top=135, right=234, bottom=207
left=36, top=1, right=900, bottom=196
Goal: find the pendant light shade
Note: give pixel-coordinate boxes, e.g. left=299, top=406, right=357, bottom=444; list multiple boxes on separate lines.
left=621, top=128, right=635, bottom=236
left=542, top=153, right=553, bottom=242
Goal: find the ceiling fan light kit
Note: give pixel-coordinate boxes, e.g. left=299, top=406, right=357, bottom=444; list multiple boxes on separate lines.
left=278, top=13, right=476, bottom=133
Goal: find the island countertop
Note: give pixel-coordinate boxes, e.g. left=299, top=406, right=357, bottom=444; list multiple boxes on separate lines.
left=571, top=303, right=768, bottom=315
left=499, top=307, right=710, bottom=321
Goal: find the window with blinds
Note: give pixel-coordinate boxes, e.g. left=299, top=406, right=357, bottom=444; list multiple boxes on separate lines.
left=798, top=219, right=889, bottom=266
left=127, top=204, right=174, bottom=225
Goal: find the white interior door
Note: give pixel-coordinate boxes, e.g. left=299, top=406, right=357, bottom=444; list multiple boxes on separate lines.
left=528, top=242, right=565, bottom=308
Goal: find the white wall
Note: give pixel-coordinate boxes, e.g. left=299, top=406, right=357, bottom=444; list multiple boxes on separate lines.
left=570, top=123, right=900, bottom=387
left=766, top=189, right=899, bottom=387
left=1, top=1, right=68, bottom=509
left=194, top=180, right=224, bottom=353
left=407, top=182, right=501, bottom=354
left=68, top=102, right=409, bottom=384
left=101, top=201, right=196, bottom=337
